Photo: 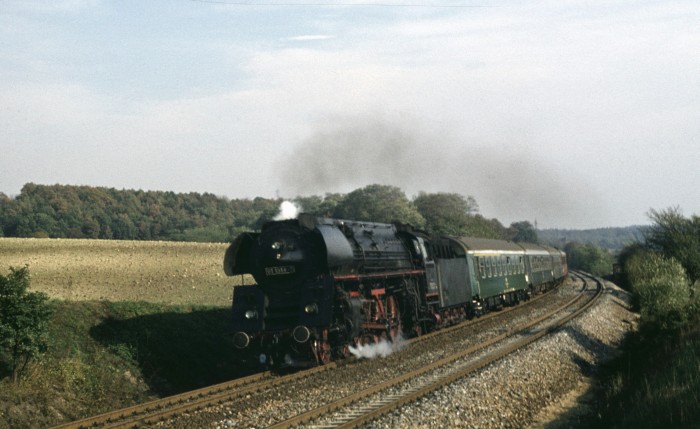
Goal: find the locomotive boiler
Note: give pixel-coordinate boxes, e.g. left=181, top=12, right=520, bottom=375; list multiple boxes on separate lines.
left=224, top=213, right=432, bottom=367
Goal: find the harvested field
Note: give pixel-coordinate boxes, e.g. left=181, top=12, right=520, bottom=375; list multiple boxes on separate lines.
left=0, top=238, right=249, bottom=305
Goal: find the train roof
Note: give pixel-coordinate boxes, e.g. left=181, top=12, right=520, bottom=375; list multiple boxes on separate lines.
left=539, top=244, right=566, bottom=257
left=453, top=237, right=525, bottom=253
left=517, top=242, right=558, bottom=256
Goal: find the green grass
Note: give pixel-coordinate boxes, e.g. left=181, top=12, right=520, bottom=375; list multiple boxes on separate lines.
left=595, top=324, right=700, bottom=428
left=0, top=300, right=244, bottom=429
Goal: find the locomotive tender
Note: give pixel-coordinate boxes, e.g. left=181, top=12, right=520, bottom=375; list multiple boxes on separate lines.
left=224, top=213, right=567, bottom=368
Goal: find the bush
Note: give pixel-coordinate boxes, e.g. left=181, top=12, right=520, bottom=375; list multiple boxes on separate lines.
left=0, top=266, right=52, bottom=383
left=625, top=251, right=692, bottom=331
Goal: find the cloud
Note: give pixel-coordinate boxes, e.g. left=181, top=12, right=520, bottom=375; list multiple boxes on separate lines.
left=2, top=0, right=699, bottom=227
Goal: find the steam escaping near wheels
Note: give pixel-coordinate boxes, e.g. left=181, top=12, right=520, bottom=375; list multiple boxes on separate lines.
left=349, top=332, right=407, bottom=360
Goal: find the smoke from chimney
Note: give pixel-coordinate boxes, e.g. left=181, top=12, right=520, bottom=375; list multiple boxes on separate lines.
left=273, top=201, right=302, bottom=220
left=275, top=114, right=601, bottom=228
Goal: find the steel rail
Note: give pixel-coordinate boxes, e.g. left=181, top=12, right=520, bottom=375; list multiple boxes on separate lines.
left=267, top=272, right=601, bottom=429
left=49, top=367, right=328, bottom=429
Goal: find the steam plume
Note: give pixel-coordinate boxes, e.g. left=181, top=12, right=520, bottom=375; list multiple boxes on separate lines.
left=349, top=332, right=407, bottom=359
left=273, top=201, right=302, bottom=220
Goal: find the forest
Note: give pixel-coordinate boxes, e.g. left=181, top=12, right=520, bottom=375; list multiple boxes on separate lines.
left=0, top=183, right=527, bottom=243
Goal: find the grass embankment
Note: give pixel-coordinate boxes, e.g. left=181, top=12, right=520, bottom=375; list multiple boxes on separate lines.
left=0, top=300, right=243, bottom=429
left=594, top=325, right=700, bottom=428
left=0, top=238, right=252, bottom=428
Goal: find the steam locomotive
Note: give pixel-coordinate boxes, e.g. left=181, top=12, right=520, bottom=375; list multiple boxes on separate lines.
left=224, top=213, right=567, bottom=368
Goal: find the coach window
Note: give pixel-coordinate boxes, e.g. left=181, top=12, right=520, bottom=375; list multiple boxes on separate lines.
left=478, top=257, right=485, bottom=278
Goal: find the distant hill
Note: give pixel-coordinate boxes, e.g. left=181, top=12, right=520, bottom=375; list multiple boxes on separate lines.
left=538, top=226, right=648, bottom=253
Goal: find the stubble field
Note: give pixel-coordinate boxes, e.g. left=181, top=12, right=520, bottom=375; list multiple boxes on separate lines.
left=0, top=238, right=247, bottom=305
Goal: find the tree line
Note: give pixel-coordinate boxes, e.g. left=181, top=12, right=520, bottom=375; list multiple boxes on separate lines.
left=538, top=225, right=646, bottom=253
left=0, top=183, right=537, bottom=243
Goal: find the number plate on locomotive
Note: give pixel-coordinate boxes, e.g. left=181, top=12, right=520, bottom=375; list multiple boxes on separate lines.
left=265, top=265, right=296, bottom=276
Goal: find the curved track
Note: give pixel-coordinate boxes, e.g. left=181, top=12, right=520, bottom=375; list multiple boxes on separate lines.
left=50, top=274, right=595, bottom=429
left=266, top=272, right=603, bottom=429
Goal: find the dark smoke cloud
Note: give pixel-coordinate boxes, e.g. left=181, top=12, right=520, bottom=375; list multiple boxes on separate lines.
left=278, top=117, right=435, bottom=192
left=277, top=115, right=601, bottom=228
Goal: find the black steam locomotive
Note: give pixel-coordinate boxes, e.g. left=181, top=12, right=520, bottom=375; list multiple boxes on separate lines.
left=224, top=213, right=567, bottom=368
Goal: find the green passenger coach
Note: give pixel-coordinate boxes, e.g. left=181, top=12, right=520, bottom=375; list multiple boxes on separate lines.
left=429, top=237, right=528, bottom=315
left=428, top=236, right=565, bottom=317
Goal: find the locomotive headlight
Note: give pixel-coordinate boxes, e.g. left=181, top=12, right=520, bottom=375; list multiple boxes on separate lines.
left=244, top=310, right=258, bottom=320
left=304, top=303, right=318, bottom=314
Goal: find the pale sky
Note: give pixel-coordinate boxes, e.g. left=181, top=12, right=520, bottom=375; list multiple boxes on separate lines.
left=2, top=0, right=699, bottom=229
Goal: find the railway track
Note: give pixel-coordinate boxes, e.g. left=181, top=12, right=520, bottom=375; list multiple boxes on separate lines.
left=270, top=271, right=602, bottom=429
left=49, top=366, right=325, bottom=429
left=49, top=274, right=591, bottom=429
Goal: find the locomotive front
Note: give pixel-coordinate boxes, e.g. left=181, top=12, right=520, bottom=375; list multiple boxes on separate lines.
left=224, top=214, right=347, bottom=367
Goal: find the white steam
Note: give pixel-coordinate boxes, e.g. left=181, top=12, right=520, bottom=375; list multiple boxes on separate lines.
left=273, top=201, right=302, bottom=220
left=348, top=332, right=407, bottom=359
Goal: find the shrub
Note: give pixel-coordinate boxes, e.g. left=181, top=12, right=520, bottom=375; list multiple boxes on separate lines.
left=625, top=251, right=692, bottom=331
left=0, top=266, right=52, bottom=383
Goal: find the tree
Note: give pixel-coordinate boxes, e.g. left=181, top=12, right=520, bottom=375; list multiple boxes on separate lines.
left=333, top=184, right=425, bottom=227
left=0, top=266, right=52, bottom=383
left=413, top=192, right=478, bottom=236
left=645, top=207, right=700, bottom=284
left=509, top=221, right=538, bottom=243
left=462, top=215, right=508, bottom=240
left=564, top=241, right=614, bottom=277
